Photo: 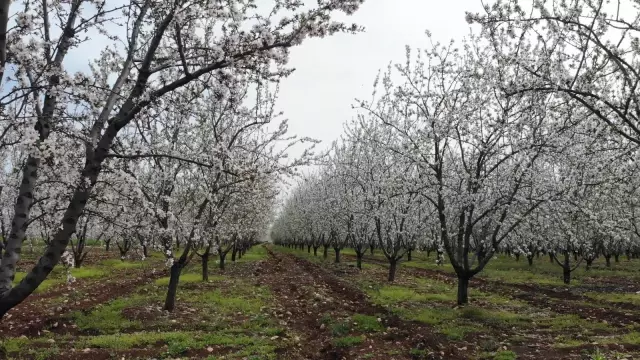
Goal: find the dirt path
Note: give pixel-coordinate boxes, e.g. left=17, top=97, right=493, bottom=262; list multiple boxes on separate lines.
left=258, top=248, right=468, bottom=360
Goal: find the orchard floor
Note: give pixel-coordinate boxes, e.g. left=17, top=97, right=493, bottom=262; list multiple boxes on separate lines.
left=1, top=246, right=640, bottom=359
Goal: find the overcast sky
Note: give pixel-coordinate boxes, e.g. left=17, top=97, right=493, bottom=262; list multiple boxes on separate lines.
left=279, top=0, right=485, bottom=160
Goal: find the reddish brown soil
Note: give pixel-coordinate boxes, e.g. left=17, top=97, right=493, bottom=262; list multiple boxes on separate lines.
left=0, top=266, right=166, bottom=337
left=257, top=248, right=467, bottom=360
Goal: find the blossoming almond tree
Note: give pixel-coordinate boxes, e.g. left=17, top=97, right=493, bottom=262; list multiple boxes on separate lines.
left=0, top=0, right=366, bottom=319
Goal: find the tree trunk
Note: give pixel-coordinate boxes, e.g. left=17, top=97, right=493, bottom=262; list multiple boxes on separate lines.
left=407, top=249, right=412, bottom=262
left=585, top=258, right=594, bottom=271
left=563, top=267, right=571, bottom=284
left=323, top=245, right=329, bottom=259
left=231, top=246, right=237, bottom=262
left=615, top=254, right=620, bottom=263
left=549, top=252, right=554, bottom=263
left=605, top=255, right=611, bottom=268
left=307, top=245, right=311, bottom=253
left=573, top=252, right=578, bottom=261
left=388, top=259, right=397, bottom=282
left=105, top=240, right=110, bottom=252
left=527, top=255, right=533, bottom=266
left=457, top=276, right=470, bottom=305
left=313, top=246, right=318, bottom=256
left=219, top=251, right=227, bottom=270
left=202, top=252, right=209, bottom=282
left=163, top=263, right=183, bottom=311
left=369, top=244, right=374, bottom=256
left=515, top=253, right=520, bottom=261
left=334, top=247, right=341, bottom=263
left=356, top=252, right=363, bottom=270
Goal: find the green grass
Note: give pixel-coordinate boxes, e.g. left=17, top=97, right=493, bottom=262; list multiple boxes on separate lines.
left=71, top=267, right=106, bottom=279
left=367, top=285, right=430, bottom=305
left=352, top=314, right=384, bottom=332
left=12, top=272, right=61, bottom=292
left=101, top=259, right=146, bottom=269
left=77, top=330, right=277, bottom=356
left=154, top=272, right=225, bottom=286
left=191, top=288, right=266, bottom=314
left=493, top=350, right=517, bottom=360
left=238, top=246, right=268, bottom=262
left=585, top=292, right=640, bottom=306
left=537, top=314, right=610, bottom=332
left=330, top=321, right=351, bottom=336
left=72, top=295, right=145, bottom=333
left=332, top=335, right=364, bottom=348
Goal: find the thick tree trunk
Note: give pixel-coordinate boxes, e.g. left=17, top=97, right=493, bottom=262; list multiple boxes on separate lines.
left=615, top=254, right=620, bottom=263
left=457, top=276, right=470, bottom=305
left=515, top=253, right=520, bottom=262
left=323, top=245, right=329, bottom=259
left=163, top=263, right=183, bottom=311
left=549, top=252, right=554, bottom=263
left=334, top=247, right=341, bottom=263
left=356, top=252, right=363, bottom=270
left=313, top=246, right=318, bottom=256
left=573, top=252, right=578, bottom=261
left=307, top=245, right=311, bottom=253
left=407, top=249, right=412, bottom=262
left=605, top=255, right=612, bottom=268
left=563, top=267, right=571, bottom=284
left=105, top=240, right=110, bottom=252
left=388, top=259, right=397, bottom=282
left=527, top=255, right=534, bottom=266
left=369, top=244, right=374, bottom=256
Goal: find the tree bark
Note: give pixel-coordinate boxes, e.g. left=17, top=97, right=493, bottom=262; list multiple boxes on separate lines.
left=407, top=249, right=412, bottom=262
left=219, top=251, right=227, bottom=270
left=515, top=253, right=520, bottom=261
left=605, top=255, right=612, bottom=268
left=231, top=246, right=237, bottom=262
left=334, top=247, right=341, bottom=263
left=356, top=252, right=363, bottom=270
left=388, top=259, right=397, bottom=282
left=457, top=276, right=470, bottom=305
left=585, top=258, right=594, bottom=271
left=313, top=246, right=318, bottom=256
left=615, top=254, right=620, bottom=263
left=369, top=244, right=374, bottom=256
left=563, top=267, right=571, bottom=284
left=163, top=263, right=183, bottom=311
left=323, top=245, right=329, bottom=259
left=202, top=251, right=209, bottom=282
left=527, top=255, right=534, bottom=266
